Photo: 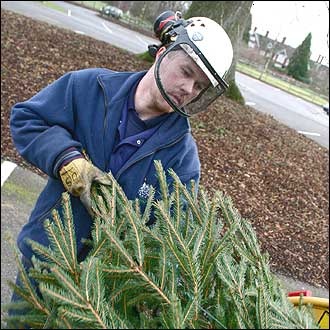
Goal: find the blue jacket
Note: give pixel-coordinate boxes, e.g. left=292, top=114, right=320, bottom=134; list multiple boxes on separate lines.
left=10, top=68, right=200, bottom=260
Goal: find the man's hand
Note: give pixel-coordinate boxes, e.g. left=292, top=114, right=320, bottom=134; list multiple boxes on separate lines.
left=59, top=158, right=111, bottom=216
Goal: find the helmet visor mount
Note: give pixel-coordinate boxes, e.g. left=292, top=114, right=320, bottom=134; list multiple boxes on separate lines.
left=154, top=27, right=229, bottom=117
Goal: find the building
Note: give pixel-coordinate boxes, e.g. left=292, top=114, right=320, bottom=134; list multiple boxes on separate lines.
left=248, top=28, right=295, bottom=68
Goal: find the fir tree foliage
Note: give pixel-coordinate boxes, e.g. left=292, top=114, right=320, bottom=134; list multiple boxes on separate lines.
left=3, top=161, right=319, bottom=329
left=287, top=32, right=312, bottom=83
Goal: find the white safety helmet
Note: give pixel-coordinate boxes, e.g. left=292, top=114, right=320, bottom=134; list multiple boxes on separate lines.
left=152, top=13, right=234, bottom=117
left=183, top=17, right=233, bottom=87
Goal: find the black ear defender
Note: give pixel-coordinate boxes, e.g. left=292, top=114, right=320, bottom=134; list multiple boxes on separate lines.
left=148, top=44, right=160, bottom=58
left=148, top=10, right=184, bottom=58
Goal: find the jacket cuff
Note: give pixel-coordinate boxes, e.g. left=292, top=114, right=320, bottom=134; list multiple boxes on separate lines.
left=53, top=147, right=84, bottom=178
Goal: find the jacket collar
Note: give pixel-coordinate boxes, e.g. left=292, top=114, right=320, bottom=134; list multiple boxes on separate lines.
left=97, top=70, right=147, bottom=104
left=97, top=70, right=191, bottom=176
left=97, top=70, right=191, bottom=137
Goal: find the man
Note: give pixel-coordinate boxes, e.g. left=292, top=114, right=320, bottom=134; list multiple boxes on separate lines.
left=9, top=12, right=233, bottom=314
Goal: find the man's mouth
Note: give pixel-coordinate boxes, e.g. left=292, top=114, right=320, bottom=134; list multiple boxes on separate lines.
left=170, top=94, right=183, bottom=107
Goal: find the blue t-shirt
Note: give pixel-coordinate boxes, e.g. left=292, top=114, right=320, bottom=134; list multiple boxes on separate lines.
left=109, top=80, right=171, bottom=176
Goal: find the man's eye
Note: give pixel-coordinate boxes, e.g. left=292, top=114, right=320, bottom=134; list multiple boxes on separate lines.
left=181, top=68, right=190, bottom=77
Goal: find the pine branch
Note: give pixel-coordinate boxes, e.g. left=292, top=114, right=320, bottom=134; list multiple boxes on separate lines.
left=3, top=161, right=320, bottom=329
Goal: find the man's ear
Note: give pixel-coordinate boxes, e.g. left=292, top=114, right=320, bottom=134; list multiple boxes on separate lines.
left=156, top=46, right=166, bottom=59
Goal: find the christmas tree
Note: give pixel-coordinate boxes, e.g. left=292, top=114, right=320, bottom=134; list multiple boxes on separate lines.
left=3, top=161, right=318, bottom=329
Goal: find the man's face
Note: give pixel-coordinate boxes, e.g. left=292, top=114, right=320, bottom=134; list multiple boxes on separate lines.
left=157, top=49, right=210, bottom=109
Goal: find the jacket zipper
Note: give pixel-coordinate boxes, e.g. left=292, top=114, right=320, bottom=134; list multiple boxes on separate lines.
left=97, top=76, right=109, bottom=132
left=97, top=76, right=111, bottom=169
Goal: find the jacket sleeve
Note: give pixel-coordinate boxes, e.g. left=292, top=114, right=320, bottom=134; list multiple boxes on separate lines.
left=10, top=71, right=83, bottom=178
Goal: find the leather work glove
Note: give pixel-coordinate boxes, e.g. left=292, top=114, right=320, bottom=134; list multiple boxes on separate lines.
left=59, top=158, right=112, bottom=216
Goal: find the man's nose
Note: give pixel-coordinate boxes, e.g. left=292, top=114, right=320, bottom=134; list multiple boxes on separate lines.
left=182, top=79, right=195, bottom=94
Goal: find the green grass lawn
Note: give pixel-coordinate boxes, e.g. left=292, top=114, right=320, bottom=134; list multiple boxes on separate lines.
left=76, top=1, right=108, bottom=11
left=40, top=1, right=67, bottom=13
left=41, top=1, right=108, bottom=12
left=236, top=62, right=328, bottom=107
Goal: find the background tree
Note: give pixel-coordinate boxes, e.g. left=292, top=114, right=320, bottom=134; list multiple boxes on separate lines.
left=242, top=12, right=252, bottom=45
left=185, top=1, right=253, bottom=103
left=287, top=32, right=312, bottom=83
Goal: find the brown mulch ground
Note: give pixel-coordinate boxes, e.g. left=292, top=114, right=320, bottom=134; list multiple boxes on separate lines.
left=1, top=9, right=329, bottom=289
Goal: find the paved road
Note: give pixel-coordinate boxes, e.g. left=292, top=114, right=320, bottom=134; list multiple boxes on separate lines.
left=1, top=0, right=157, bottom=54
left=2, top=0, right=329, bottom=148
left=1, top=166, right=47, bottom=325
left=236, top=72, right=329, bottom=149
